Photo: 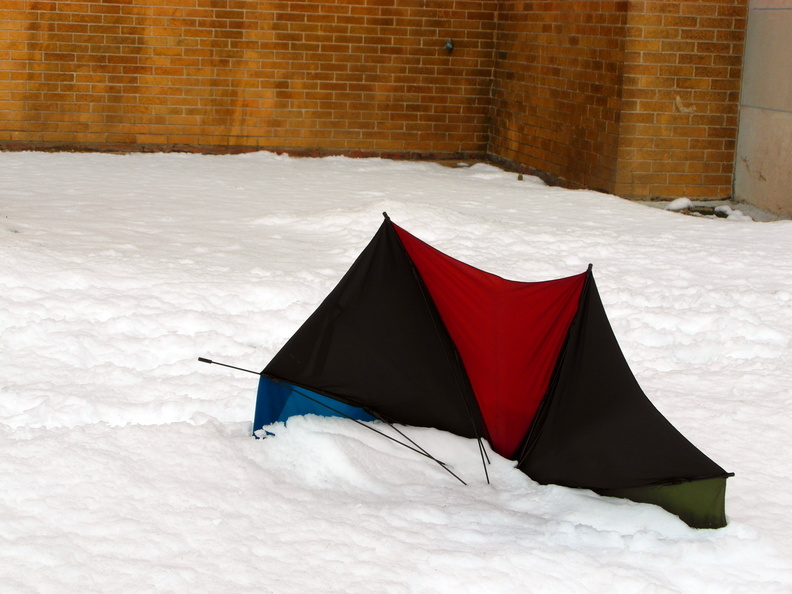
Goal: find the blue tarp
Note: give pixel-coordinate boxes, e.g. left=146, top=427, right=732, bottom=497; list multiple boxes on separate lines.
left=254, top=376, right=375, bottom=430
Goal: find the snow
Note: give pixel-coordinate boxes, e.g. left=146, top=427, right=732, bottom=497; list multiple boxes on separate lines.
left=664, top=198, right=756, bottom=222
left=665, top=197, right=693, bottom=212
left=714, top=204, right=754, bottom=222
left=1, top=151, right=791, bottom=592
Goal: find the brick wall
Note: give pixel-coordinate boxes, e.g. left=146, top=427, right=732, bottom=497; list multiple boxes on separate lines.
left=1, top=1, right=748, bottom=200
left=1, top=0, right=495, bottom=155
left=489, top=1, right=628, bottom=192
left=614, top=1, right=747, bottom=199
left=488, top=0, right=747, bottom=199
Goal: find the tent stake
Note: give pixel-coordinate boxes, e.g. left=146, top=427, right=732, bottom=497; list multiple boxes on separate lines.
left=477, top=438, right=491, bottom=484
left=371, top=414, right=465, bottom=477
left=199, top=357, right=467, bottom=485
left=271, top=378, right=468, bottom=486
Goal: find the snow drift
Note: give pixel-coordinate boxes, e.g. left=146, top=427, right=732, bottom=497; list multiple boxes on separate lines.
left=1, top=151, right=791, bottom=592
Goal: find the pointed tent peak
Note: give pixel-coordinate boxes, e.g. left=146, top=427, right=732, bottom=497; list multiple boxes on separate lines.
left=260, top=215, right=484, bottom=440
left=517, top=271, right=731, bottom=527
left=382, top=211, right=390, bottom=221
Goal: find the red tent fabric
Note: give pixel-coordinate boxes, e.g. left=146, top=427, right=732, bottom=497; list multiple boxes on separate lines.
left=393, top=224, right=585, bottom=457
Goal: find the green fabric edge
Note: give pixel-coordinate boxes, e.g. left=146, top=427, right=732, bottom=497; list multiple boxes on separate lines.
left=597, top=476, right=730, bottom=529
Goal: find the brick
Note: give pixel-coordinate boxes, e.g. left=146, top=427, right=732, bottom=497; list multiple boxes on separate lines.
left=680, top=4, right=717, bottom=17
left=652, top=161, right=692, bottom=174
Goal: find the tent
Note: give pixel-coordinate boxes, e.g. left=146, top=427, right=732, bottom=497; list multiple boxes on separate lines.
left=254, top=214, right=732, bottom=528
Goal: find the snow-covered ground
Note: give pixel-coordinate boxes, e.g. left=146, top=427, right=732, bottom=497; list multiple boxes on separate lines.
left=1, top=151, right=791, bottom=593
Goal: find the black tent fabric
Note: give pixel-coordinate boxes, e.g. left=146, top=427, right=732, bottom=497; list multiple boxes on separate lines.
left=515, top=272, right=732, bottom=528
left=263, top=218, right=484, bottom=440
left=256, top=216, right=731, bottom=528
